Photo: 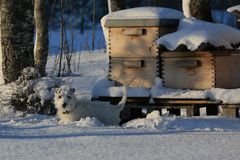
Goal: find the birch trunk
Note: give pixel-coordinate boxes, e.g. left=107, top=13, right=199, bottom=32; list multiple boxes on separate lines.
left=34, top=0, right=49, bottom=76
left=109, top=0, right=125, bottom=12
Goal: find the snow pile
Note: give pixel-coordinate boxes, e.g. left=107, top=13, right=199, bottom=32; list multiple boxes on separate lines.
left=92, top=77, right=240, bottom=104
left=151, top=87, right=240, bottom=104
left=152, top=87, right=207, bottom=99
left=92, top=77, right=150, bottom=98
left=124, top=110, right=240, bottom=131
left=182, top=0, right=191, bottom=18
left=157, top=18, right=240, bottom=51
left=150, top=77, right=207, bottom=99
left=33, top=77, right=58, bottom=106
left=227, top=5, right=240, bottom=14
left=76, top=117, right=104, bottom=127
left=123, top=111, right=163, bottom=129
left=208, top=88, right=240, bottom=104
left=0, top=84, right=15, bottom=115
left=123, top=111, right=178, bottom=129
left=3, top=67, right=61, bottom=115
left=150, top=79, right=240, bottom=103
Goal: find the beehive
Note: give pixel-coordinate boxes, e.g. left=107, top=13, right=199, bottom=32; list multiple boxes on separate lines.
left=105, top=18, right=179, bottom=88
left=162, top=51, right=240, bottom=89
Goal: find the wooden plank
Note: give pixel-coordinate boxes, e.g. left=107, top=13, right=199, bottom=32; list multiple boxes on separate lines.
left=153, top=98, right=222, bottom=105
left=221, top=105, right=239, bottom=118
left=109, top=73, right=156, bottom=88
left=123, top=60, right=144, bottom=68
left=110, top=27, right=158, bottom=44
left=161, top=51, right=214, bottom=58
left=122, top=28, right=145, bottom=36
left=215, top=55, right=240, bottom=88
left=186, top=106, right=194, bottom=117
left=110, top=57, right=158, bottom=72
left=212, top=50, right=240, bottom=56
left=109, top=27, right=159, bottom=57
left=110, top=43, right=158, bottom=58
left=109, top=57, right=158, bottom=88
left=162, top=57, right=214, bottom=89
left=175, top=60, right=200, bottom=67
left=161, top=50, right=240, bottom=58
left=94, top=97, right=222, bottom=105
left=104, top=19, right=179, bottom=27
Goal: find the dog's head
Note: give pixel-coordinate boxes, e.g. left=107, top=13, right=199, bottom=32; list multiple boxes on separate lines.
left=54, top=85, right=76, bottom=114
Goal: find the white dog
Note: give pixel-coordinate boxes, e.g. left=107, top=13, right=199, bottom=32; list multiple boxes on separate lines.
left=54, top=85, right=127, bottom=125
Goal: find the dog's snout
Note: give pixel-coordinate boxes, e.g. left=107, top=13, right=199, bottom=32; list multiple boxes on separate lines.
left=63, top=103, right=66, bottom=108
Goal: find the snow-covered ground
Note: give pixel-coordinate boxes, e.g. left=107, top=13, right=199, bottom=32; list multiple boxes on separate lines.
left=1, top=51, right=240, bottom=160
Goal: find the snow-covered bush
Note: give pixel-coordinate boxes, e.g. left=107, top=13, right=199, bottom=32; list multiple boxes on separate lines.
left=10, top=67, right=61, bottom=115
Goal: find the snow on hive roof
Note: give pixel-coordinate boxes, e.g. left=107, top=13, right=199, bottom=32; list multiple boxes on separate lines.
left=102, top=7, right=184, bottom=27
left=104, top=7, right=184, bottom=20
left=227, top=5, right=240, bottom=16
left=156, top=18, right=240, bottom=51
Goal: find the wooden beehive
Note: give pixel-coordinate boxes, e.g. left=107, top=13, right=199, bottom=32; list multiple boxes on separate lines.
left=162, top=51, right=240, bottom=89
left=105, top=19, right=179, bottom=88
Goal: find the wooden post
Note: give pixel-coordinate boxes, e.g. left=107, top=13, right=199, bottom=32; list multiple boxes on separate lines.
left=186, top=106, right=194, bottom=117
left=221, top=105, right=239, bottom=118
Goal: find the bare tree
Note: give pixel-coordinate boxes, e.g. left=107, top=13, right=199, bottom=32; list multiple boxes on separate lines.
left=190, top=0, right=212, bottom=22
left=0, top=0, right=34, bottom=83
left=34, top=0, right=49, bottom=76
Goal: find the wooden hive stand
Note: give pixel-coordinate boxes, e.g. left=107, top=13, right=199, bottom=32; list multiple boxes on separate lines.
left=93, top=97, right=240, bottom=122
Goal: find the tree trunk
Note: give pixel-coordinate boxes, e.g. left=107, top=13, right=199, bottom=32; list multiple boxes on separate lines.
left=34, top=0, right=49, bottom=76
left=108, top=0, right=125, bottom=13
left=0, top=0, right=5, bottom=84
left=1, top=0, right=34, bottom=83
left=190, top=0, right=212, bottom=22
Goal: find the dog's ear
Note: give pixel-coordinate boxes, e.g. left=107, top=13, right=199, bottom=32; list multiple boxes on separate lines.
left=70, top=88, right=75, bottom=93
left=55, top=88, right=59, bottom=94
left=55, top=88, right=62, bottom=94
